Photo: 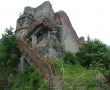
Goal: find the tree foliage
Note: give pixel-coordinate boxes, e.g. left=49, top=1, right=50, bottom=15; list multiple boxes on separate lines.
left=11, top=66, right=44, bottom=90
left=0, top=26, right=20, bottom=67
left=0, top=27, right=20, bottom=89
left=76, top=36, right=110, bottom=69
left=63, top=51, right=78, bottom=64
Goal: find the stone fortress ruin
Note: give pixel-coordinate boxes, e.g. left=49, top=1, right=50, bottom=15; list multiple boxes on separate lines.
left=15, top=1, right=84, bottom=59
left=15, top=1, right=84, bottom=90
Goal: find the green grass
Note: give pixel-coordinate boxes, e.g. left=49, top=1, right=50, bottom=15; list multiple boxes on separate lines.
left=54, top=59, right=107, bottom=90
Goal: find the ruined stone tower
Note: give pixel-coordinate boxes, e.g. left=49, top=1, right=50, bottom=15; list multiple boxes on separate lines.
left=15, top=1, right=84, bottom=90
left=16, top=1, right=84, bottom=59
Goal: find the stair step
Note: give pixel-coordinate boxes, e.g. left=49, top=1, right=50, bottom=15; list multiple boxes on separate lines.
left=50, top=76, right=62, bottom=82
left=42, top=68, right=51, bottom=72
left=42, top=63, right=49, bottom=68
left=44, top=73, right=51, bottom=77
left=49, top=76, right=62, bottom=90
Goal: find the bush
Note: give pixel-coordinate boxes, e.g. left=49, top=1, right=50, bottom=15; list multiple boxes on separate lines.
left=0, top=27, right=20, bottom=89
left=0, top=26, right=20, bottom=67
left=63, top=51, right=78, bottom=64
left=11, top=66, right=44, bottom=90
left=76, top=36, right=110, bottom=69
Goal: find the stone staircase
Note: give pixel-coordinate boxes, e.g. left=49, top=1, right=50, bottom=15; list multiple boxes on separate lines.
left=16, top=15, right=62, bottom=90
left=49, top=76, right=62, bottom=90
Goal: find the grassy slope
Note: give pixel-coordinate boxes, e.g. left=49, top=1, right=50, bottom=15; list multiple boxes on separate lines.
left=54, top=59, right=109, bottom=90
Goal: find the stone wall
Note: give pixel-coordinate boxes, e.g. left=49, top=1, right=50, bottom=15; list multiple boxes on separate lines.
left=55, top=11, right=79, bottom=53
left=15, top=13, right=34, bottom=37
left=79, top=37, right=85, bottom=45
left=24, top=1, right=54, bottom=21
left=16, top=1, right=84, bottom=54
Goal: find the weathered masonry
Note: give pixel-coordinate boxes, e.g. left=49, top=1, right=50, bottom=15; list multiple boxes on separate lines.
left=16, top=1, right=84, bottom=59
left=15, top=1, right=84, bottom=90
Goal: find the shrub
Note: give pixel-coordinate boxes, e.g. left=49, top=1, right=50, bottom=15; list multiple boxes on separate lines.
left=11, top=66, right=44, bottom=90
left=76, top=36, right=110, bottom=69
left=63, top=51, right=78, bottom=64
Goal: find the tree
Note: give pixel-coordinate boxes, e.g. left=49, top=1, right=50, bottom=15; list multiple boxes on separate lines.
left=76, top=36, right=110, bottom=69
left=0, top=26, right=20, bottom=67
left=0, top=26, right=21, bottom=89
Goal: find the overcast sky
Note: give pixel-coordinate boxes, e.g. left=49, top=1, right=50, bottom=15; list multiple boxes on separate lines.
left=0, top=0, right=110, bottom=45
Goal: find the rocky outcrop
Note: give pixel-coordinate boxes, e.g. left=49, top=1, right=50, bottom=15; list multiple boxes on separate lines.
left=7, top=73, right=15, bottom=82
left=37, top=32, right=64, bottom=59
left=95, top=73, right=108, bottom=90
left=24, top=1, right=54, bottom=21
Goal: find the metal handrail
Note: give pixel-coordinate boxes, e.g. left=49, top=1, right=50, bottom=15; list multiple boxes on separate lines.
left=23, top=37, right=55, bottom=71
left=16, top=15, right=55, bottom=75
left=17, top=37, right=54, bottom=75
